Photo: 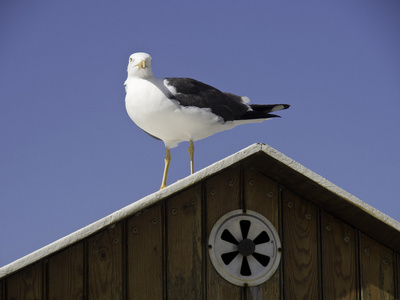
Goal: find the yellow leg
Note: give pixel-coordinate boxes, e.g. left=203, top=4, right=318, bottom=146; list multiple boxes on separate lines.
left=160, top=148, right=171, bottom=190
left=188, top=140, right=194, bottom=175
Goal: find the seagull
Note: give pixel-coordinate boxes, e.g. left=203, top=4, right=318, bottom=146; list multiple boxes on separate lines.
left=124, top=52, right=289, bottom=189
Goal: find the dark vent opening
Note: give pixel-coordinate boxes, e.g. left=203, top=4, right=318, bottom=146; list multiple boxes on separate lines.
left=221, top=229, right=238, bottom=245
left=221, top=251, right=239, bottom=265
left=253, top=252, right=270, bottom=267
left=240, top=256, right=251, bottom=276
left=253, top=231, right=270, bottom=244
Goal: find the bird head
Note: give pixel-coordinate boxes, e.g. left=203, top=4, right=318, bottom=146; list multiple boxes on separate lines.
left=127, top=52, right=154, bottom=79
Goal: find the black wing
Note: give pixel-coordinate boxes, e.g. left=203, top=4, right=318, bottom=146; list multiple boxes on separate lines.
left=165, top=78, right=249, bottom=121
left=165, top=78, right=290, bottom=121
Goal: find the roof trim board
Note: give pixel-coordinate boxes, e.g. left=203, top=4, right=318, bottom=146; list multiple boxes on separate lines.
left=1, top=143, right=399, bottom=278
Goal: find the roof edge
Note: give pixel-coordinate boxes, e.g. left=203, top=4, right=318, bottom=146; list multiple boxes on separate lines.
left=1, top=143, right=399, bottom=278
left=0, top=143, right=263, bottom=278
left=258, top=144, right=400, bottom=232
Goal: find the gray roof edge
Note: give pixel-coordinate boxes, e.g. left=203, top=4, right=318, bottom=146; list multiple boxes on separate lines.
left=259, top=144, right=400, bottom=232
left=1, top=143, right=399, bottom=278
left=0, top=143, right=263, bottom=278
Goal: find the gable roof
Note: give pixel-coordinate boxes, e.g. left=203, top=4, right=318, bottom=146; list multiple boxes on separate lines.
left=1, top=143, right=399, bottom=278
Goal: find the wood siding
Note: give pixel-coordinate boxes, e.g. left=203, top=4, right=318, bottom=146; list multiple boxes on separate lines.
left=1, top=165, right=399, bottom=299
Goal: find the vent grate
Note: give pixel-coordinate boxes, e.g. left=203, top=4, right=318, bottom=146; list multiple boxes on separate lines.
left=208, top=210, right=281, bottom=286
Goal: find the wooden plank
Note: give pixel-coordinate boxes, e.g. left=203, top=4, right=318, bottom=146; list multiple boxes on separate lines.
left=321, top=211, right=358, bottom=299
left=397, top=253, right=400, bottom=300
left=166, top=184, right=203, bottom=299
left=205, top=167, right=243, bottom=299
left=244, top=168, right=279, bottom=224
left=47, top=242, right=84, bottom=299
left=0, top=278, right=3, bottom=300
left=127, top=203, right=163, bottom=299
left=6, top=262, right=43, bottom=299
left=282, top=189, right=319, bottom=299
left=244, top=169, right=281, bottom=299
left=360, top=234, right=395, bottom=299
left=87, top=222, right=124, bottom=300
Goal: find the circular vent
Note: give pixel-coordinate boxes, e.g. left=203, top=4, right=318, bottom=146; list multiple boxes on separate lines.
left=208, top=209, right=281, bottom=286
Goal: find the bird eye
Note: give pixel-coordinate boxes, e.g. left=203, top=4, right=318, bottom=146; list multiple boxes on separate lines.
left=129, top=57, right=133, bottom=62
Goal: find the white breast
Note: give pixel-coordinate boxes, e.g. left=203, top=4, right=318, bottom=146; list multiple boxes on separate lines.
left=125, top=77, right=247, bottom=148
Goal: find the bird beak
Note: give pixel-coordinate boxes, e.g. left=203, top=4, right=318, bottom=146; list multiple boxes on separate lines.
left=135, top=60, right=147, bottom=70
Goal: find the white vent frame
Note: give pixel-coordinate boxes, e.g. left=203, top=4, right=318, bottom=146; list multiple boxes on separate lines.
left=208, top=209, right=282, bottom=286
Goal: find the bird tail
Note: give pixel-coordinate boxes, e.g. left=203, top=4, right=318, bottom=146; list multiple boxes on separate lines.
left=236, top=104, right=290, bottom=120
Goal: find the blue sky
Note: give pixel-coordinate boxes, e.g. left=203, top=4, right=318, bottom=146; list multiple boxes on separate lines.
left=1, top=1, right=399, bottom=267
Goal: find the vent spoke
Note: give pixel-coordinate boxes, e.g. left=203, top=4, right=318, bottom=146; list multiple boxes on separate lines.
left=255, top=241, right=275, bottom=257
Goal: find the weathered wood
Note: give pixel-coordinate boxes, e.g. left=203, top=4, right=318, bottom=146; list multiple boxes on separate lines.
left=397, top=253, right=400, bottom=300
left=360, top=234, right=395, bottom=299
left=205, top=167, right=243, bottom=299
left=282, top=189, right=319, bottom=299
left=127, top=204, right=163, bottom=299
left=244, top=169, right=281, bottom=299
left=166, top=184, right=203, bottom=299
left=87, top=222, right=123, bottom=300
left=6, top=262, right=43, bottom=299
left=321, top=211, right=358, bottom=299
left=0, top=278, right=4, bottom=300
left=47, top=242, right=84, bottom=299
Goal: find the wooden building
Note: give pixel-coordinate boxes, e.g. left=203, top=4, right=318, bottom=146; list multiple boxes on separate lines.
left=1, top=143, right=399, bottom=299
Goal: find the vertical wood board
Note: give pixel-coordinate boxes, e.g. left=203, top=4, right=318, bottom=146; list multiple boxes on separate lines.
left=282, top=189, right=319, bottom=299
left=166, top=185, right=203, bottom=300
left=205, top=167, right=243, bottom=299
left=244, top=169, right=281, bottom=299
left=47, top=242, right=84, bottom=299
left=397, top=253, right=400, bottom=300
left=321, top=212, right=358, bottom=300
left=6, top=262, right=43, bottom=300
left=244, top=168, right=279, bottom=225
left=0, top=278, right=4, bottom=300
left=127, top=204, right=163, bottom=299
left=360, top=234, right=395, bottom=300
left=87, top=222, right=124, bottom=300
